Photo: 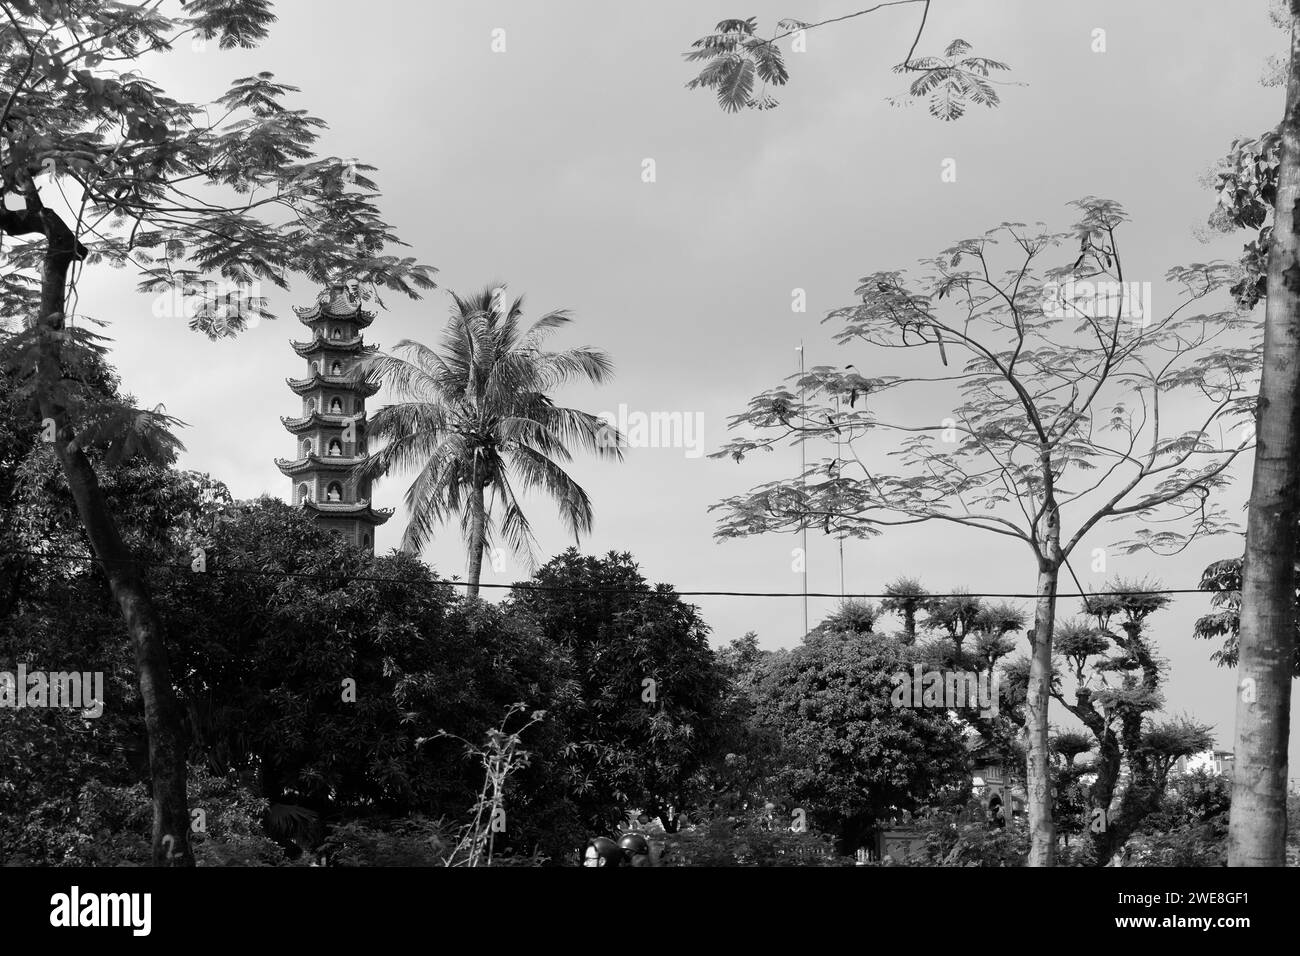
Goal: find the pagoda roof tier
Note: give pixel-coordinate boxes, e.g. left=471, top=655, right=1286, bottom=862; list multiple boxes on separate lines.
left=276, top=453, right=369, bottom=476
left=281, top=412, right=362, bottom=434
left=293, top=289, right=375, bottom=328
left=286, top=373, right=380, bottom=397
left=291, top=337, right=377, bottom=357
left=301, top=500, right=394, bottom=525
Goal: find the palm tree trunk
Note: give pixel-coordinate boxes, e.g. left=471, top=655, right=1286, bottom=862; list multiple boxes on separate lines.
left=466, top=480, right=487, bottom=599
left=1228, top=7, right=1300, bottom=867
left=1025, top=562, right=1059, bottom=866
left=15, top=192, right=193, bottom=866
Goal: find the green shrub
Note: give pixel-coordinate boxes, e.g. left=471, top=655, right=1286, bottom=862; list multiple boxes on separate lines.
left=1, top=766, right=284, bottom=866
left=322, top=816, right=451, bottom=866
left=659, top=820, right=853, bottom=866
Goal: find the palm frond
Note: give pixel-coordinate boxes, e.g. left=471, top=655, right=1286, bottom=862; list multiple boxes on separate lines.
left=507, top=443, right=596, bottom=541
left=365, top=286, right=616, bottom=562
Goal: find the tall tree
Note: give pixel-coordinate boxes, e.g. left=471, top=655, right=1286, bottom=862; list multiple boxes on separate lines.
left=1210, top=0, right=1300, bottom=867
left=0, top=357, right=170, bottom=864
left=710, top=200, right=1257, bottom=864
left=0, top=0, right=434, bottom=863
left=505, top=549, right=727, bottom=835
left=358, top=287, right=620, bottom=596
left=158, top=498, right=569, bottom=829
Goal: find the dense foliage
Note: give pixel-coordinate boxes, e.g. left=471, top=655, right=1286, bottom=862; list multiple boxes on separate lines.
left=0, top=358, right=1248, bottom=866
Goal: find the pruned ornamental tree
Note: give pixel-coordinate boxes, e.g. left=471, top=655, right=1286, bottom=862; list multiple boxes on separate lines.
left=0, top=0, right=434, bottom=863
left=881, top=575, right=927, bottom=643
left=683, top=3, right=1013, bottom=120
left=807, top=598, right=879, bottom=638
left=1052, top=580, right=1214, bottom=864
left=910, top=588, right=1025, bottom=780
left=710, top=198, right=1257, bottom=864
left=1049, top=731, right=1094, bottom=847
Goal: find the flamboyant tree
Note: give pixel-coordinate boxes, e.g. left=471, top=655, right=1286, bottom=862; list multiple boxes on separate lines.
left=683, top=3, right=1012, bottom=120
left=710, top=199, right=1257, bottom=864
left=0, top=0, right=434, bottom=863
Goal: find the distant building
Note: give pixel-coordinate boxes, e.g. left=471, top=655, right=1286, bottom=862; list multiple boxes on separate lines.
left=874, top=754, right=1025, bottom=863
left=970, top=761, right=1025, bottom=822
left=276, top=283, right=393, bottom=551
left=1174, top=749, right=1234, bottom=777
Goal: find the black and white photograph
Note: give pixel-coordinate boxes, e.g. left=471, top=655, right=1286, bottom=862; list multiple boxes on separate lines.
left=0, top=0, right=1295, bottom=938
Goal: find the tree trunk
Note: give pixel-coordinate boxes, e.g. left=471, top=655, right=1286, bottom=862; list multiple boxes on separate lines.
left=1058, top=686, right=1122, bottom=865
left=20, top=194, right=193, bottom=866
left=1229, top=5, right=1300, bottom=868
left=465, top=480, right=487, bottom=599
left=53, top=441, right=194, bottom=865
left=1087, top=731, right=1124, bottom=865
left=1025, top=562, right=1059, bottom=866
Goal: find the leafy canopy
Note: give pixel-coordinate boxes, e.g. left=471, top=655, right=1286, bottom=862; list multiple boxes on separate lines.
left=0, top=0, right=435, bottom=464
left=683, top=7, right=1012, bottom=118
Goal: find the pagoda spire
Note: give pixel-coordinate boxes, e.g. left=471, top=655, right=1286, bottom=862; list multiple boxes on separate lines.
left=276, top=281, right=392, bottom=551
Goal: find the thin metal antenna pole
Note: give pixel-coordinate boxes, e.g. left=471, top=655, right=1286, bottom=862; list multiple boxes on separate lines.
left=837, top=392, right=844, bottom=600
left=798, top=342, right=808, bottom=637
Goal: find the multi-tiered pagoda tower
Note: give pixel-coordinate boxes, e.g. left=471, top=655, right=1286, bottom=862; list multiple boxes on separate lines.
left=276, top=283, right=392, bottom=551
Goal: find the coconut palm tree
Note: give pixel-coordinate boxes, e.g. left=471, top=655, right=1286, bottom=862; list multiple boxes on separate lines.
left=356, top=285, right=621, bottom=596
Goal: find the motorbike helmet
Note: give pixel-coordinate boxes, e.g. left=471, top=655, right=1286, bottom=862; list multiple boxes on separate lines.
left=617, top=833, right=650, bottom=857
left=583, top=836, right=623, bottom=867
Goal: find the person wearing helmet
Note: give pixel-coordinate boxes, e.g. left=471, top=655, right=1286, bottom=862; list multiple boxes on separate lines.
left=618, top=833, right=653, bottom=867
left=582, top=836, right=624, bottom=867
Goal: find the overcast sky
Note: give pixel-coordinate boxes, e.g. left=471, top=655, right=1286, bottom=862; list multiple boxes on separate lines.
left=62, top=1, right=1294, bottom=766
